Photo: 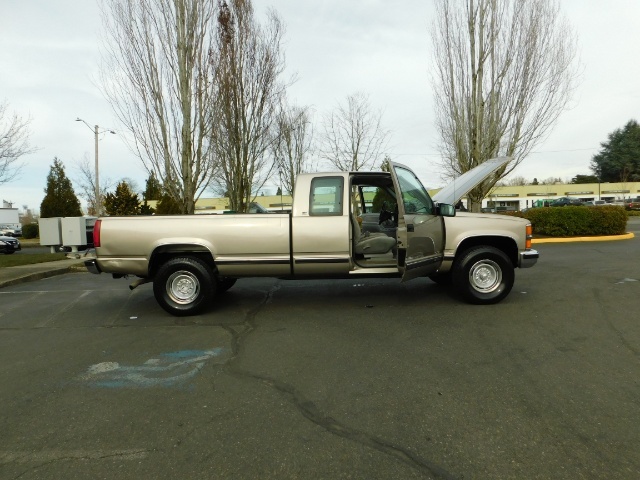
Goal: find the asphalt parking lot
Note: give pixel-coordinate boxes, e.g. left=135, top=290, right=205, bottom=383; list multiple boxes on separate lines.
left=1, top=221, right=639, bottom=479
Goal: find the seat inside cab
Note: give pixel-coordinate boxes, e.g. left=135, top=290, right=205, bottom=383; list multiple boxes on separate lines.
left=350, top=174, right=398, bottom=267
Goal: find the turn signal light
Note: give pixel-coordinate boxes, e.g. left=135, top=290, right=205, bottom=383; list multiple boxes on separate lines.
left=525, top=224, right=532, bottom=249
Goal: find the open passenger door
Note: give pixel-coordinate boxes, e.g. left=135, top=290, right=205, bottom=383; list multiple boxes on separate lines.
left=391, top=157, right=512, bottom=282
left=390, top=162, right=447, bottom=282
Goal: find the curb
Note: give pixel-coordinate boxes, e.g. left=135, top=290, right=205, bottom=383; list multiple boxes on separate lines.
left=0, top=266, right=77, bottom=289
left=532, top=232, right=635, bottom=244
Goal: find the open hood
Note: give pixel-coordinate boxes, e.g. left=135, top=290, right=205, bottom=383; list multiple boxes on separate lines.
left=431, top=157, right=511, bottom=205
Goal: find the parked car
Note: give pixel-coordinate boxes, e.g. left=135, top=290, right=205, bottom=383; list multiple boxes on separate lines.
left=550, top=197, right=584, bottom=207
left=0, top=225, right=22, bottom=237
left=625, top=197, right=640, bottom=211
left=0, top=235, right=21, bottom=254
left=584, top=200, right=610, bottom=206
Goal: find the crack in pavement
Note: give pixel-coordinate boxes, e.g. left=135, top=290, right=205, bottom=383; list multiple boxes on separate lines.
left=4, top=449, right=154, bottom=480
left=1, top=449, right=151, bottom=465
left=232, top=369, right=458, bottom=480
left=220, top=282, right=458, bottom=479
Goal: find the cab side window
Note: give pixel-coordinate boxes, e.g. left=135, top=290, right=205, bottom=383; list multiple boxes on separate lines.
left=309, top=177, right=344, bottom=216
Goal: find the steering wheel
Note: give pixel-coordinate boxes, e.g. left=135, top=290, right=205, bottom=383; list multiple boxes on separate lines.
left=379, top=201, right=393, bottom=225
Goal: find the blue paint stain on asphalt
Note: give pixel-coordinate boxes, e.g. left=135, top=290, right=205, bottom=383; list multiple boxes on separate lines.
left=78, top=347, right=227, bottom=389
left=161, top=348, right=225, bottom=359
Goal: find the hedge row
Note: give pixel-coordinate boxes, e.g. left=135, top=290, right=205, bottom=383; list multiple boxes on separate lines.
left=22, top=224, right=39, bottom=239
left=502, top=206, right=628, bottom=237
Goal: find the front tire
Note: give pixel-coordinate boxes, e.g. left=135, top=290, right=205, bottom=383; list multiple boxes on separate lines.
left=452, top=246, right=514, bottom=304
left=153, top=256, right=216, bottom=316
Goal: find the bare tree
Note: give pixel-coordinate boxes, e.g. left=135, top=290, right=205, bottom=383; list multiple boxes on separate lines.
left=74, top=154, right=115, bottom=216
left=271, top=102, right=315, bottom=195
left=319, top=92, right=390, bottom=172
left=497, top=175, right=529, bottom=187
left=209, top=0, right=288, bottom=212
left=0, top=100, right=36, bottom=185
left=430, top=0, right=579, bottom=211
left=539, top=177, right=563, bottom=185
left=99, top=0, right=218, bottom=214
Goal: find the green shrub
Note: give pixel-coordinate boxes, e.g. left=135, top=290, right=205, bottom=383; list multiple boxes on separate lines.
left=516, top=206, right=627, bottom=236
left=22, top=223, right=39, bottom=239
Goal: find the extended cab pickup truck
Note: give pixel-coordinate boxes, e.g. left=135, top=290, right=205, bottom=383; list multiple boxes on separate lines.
left=86, top=158, right=538, bottom=316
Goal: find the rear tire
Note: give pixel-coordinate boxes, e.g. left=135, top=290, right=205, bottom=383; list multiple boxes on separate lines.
left=153, top=256, right=216, bottom=316
left=452, top=246, right=514, bottom=304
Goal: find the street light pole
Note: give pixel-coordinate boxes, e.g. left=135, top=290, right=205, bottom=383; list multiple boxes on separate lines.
left=76, top=118, right=115, bottom=215
left=94, top=124, right=100, bottom=214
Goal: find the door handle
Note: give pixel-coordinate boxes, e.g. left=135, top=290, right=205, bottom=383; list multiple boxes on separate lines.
left=407, top=224, right=414, bottom=232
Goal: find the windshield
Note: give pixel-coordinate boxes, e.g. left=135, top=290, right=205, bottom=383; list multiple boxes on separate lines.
left=393, top=166, right=435, bottom=215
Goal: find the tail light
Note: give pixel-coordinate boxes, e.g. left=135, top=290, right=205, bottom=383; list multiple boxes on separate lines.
left=525, top=224, right=532, bottom=249
left=93, top=219, right=101, bottom=248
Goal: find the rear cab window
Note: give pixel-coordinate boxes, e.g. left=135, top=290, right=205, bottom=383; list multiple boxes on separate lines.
left=309, top=177, right=344, bottom=216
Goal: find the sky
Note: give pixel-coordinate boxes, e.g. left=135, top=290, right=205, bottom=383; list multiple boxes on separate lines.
left=1, top=0, right=639, bottom=214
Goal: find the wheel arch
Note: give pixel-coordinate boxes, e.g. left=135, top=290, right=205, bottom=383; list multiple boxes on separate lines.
left=455, top=235, right=518, bottom=267
left=149, top=244, right=217, bottom=278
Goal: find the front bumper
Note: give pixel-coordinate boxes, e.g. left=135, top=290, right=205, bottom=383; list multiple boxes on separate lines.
left=519, top=249, right=539, bottom=268
left=85, top=259, right=102, bottom=274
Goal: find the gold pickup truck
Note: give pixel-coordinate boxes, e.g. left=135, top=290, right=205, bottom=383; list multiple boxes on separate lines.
left=86, top=158, right=538, bottom=316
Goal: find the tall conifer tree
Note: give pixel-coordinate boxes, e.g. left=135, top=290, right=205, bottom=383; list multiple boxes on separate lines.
left=40, top=157, right=82, bottom=217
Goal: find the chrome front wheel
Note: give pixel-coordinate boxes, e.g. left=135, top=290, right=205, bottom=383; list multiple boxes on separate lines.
left=468, top=259, right=502, bottom=294
left=452, top=246, right=514, bottom=304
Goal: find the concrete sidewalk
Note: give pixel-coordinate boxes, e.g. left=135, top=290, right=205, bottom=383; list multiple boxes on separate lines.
left=0, top=257, right=88, bottom=289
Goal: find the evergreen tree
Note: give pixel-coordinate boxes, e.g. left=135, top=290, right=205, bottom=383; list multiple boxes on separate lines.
left=103, top=181, right=140, bottom=216
left=571, top=174, right=599, bottom=184
left=140, top=173, right=163, bottom=215
left=143, top=173, right=163, bottom=201
left=40, top=157, right=83, bottom=218
left=380, top=155, right=392, bottom=172
left=155, top=191, right=183, bottom=214
left=371, top=155, right=395, bottom=213
left=591, top=120, right=640, bottom=182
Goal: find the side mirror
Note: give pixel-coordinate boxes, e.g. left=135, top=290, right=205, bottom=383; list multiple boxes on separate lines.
left=437, top=203, right=456, bottom=217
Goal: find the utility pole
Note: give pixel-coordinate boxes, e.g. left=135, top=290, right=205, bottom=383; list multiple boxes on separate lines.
left=76, top=118, right=115, bottom=215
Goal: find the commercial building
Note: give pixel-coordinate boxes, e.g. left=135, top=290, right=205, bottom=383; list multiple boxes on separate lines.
left=467, top=181, right=640, bottom=212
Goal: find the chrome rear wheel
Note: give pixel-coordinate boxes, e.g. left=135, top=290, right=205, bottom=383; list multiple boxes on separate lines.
left=153, top=256, right=216, bottom=316
left=166, top=270, right=201, bottom=304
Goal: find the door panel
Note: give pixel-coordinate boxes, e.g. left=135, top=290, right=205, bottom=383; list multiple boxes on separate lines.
left=291, top=175, right=351, bottom=276
left=292, top=215, right=351, bottom=275
left=402, top=214, right=444, bottom=280
left=389, top=163, right=445, bottom=281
